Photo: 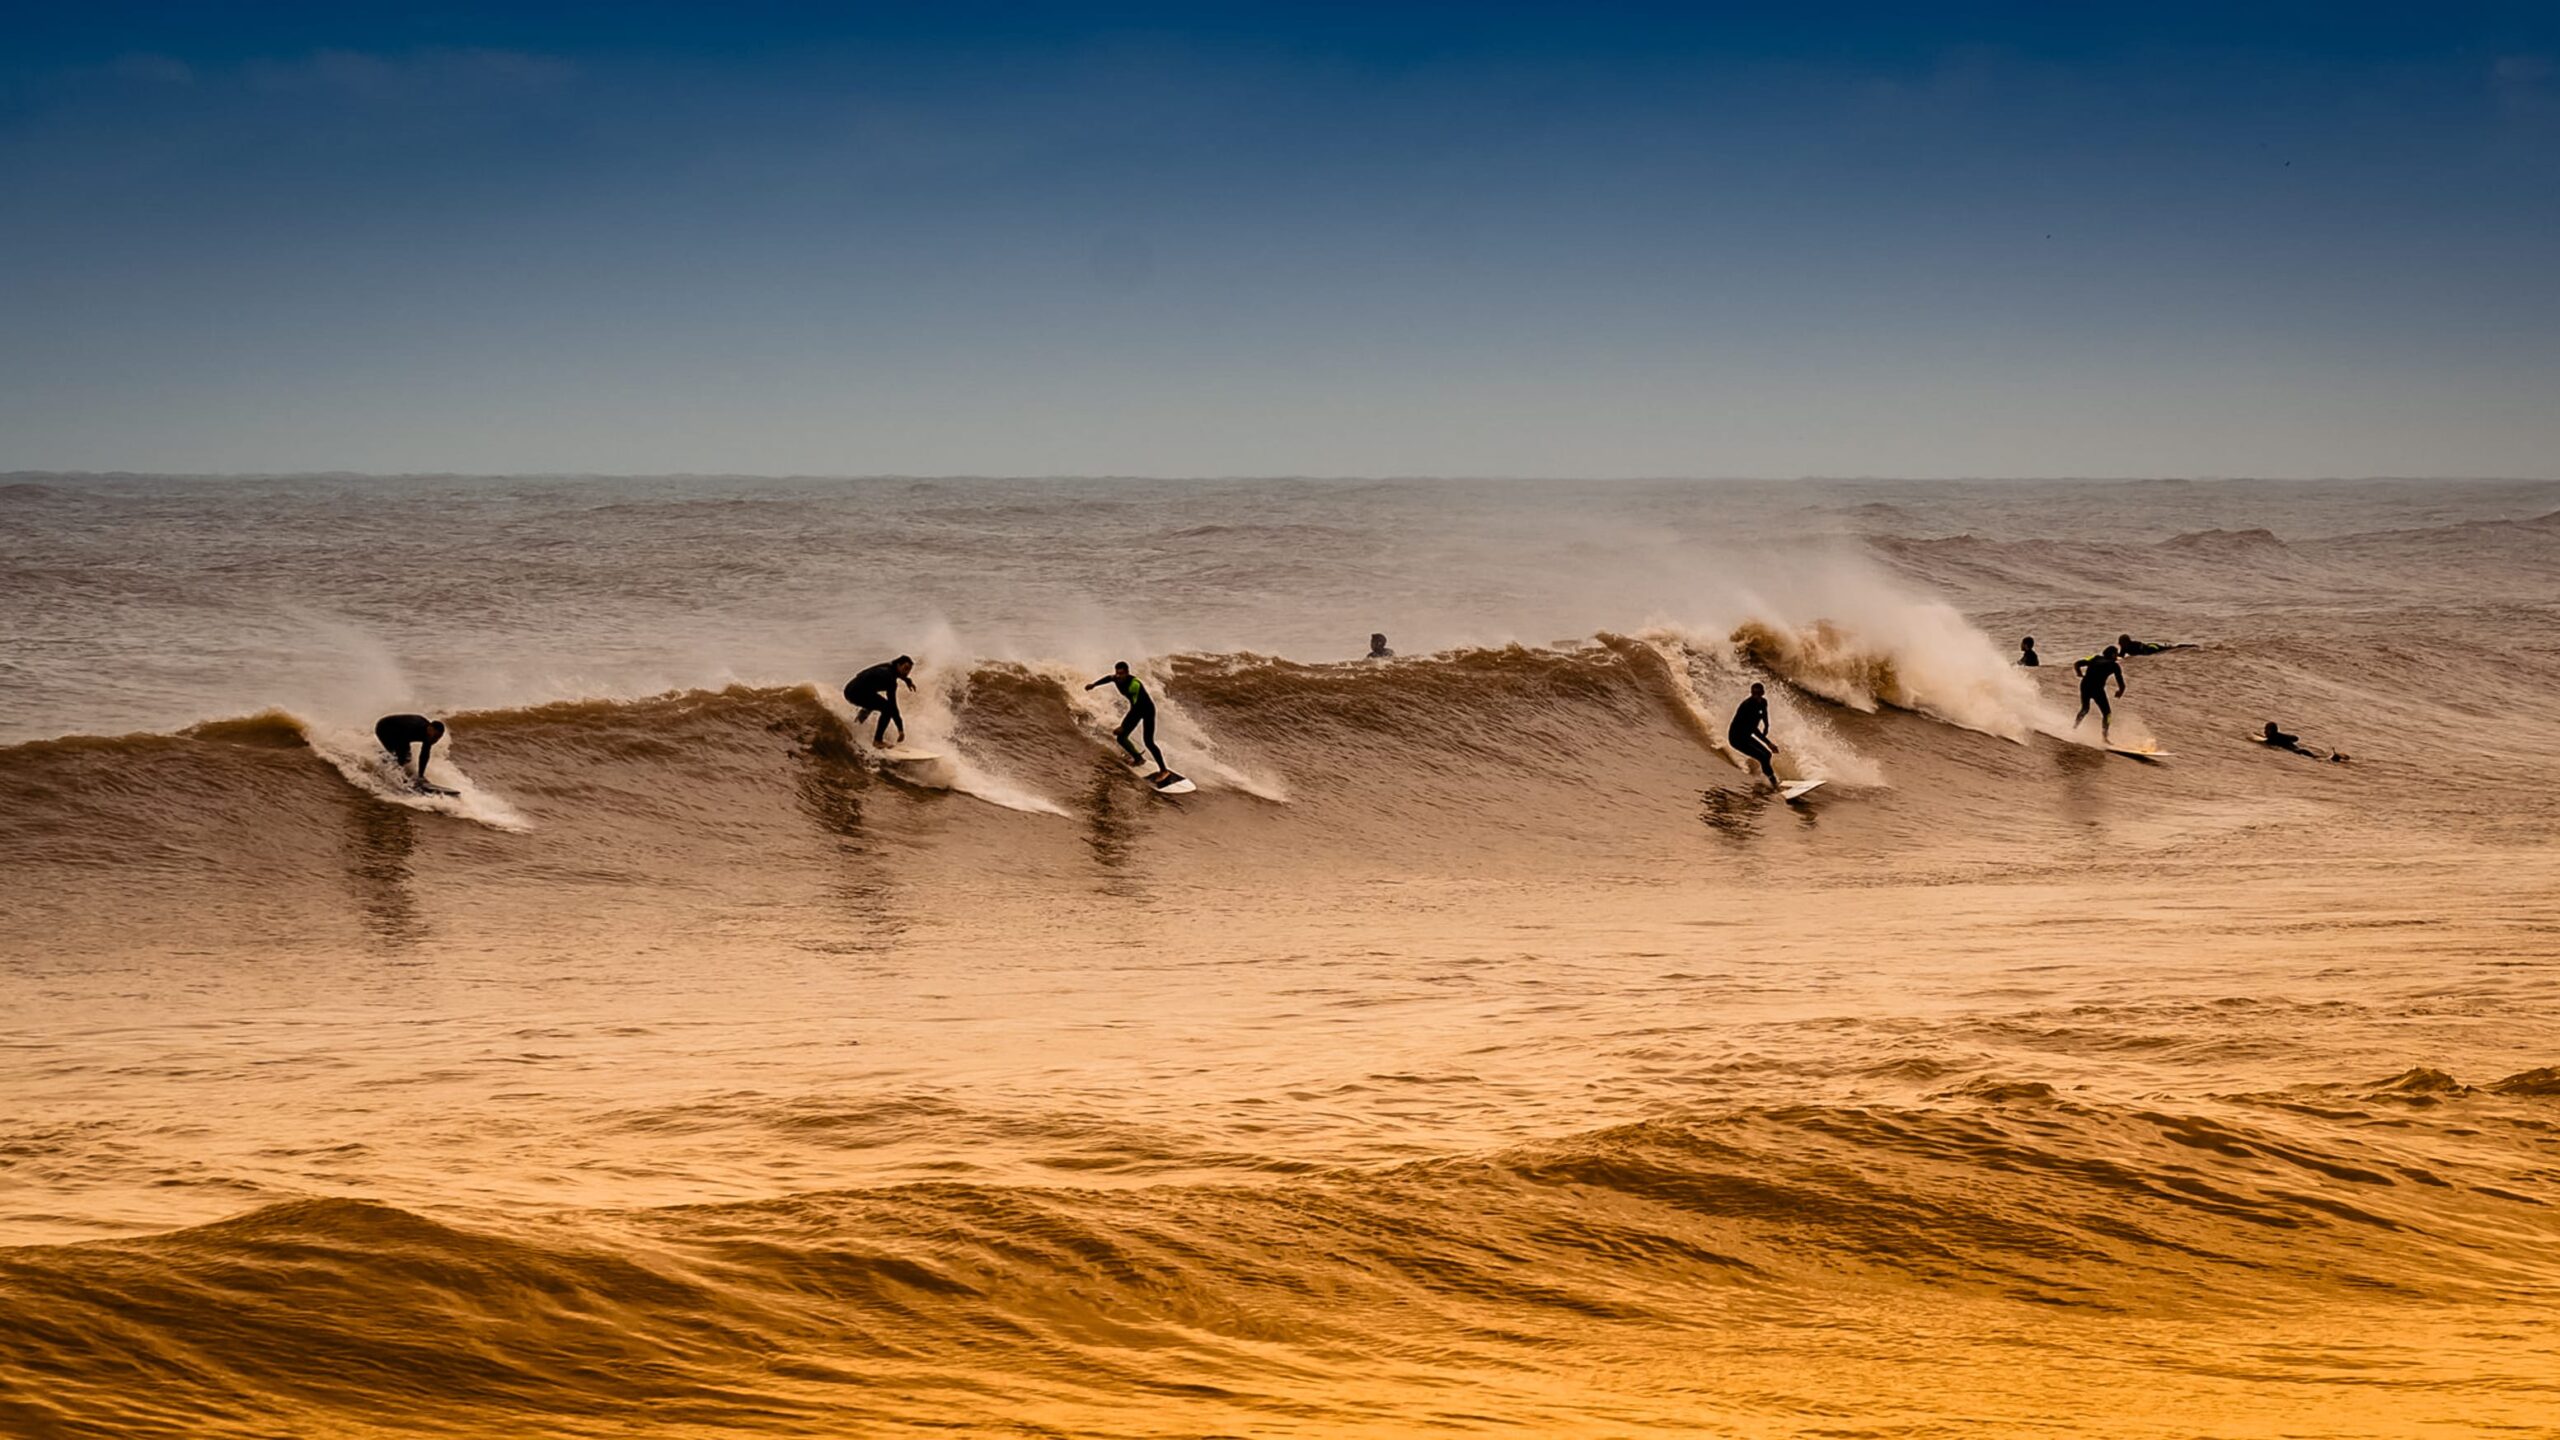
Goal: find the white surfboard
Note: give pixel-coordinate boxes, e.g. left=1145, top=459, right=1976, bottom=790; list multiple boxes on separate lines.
left=2106, top=745, right=2169, bottom=760
left=875, top=748, right=950, bottom=764
left=1780, top=779, right=1825, bottom=802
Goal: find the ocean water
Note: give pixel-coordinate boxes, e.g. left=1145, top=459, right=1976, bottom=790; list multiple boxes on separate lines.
left=3, top=473, right=2557, bottom=1437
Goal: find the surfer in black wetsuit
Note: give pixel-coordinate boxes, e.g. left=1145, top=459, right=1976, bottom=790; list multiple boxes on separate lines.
left=2074, top=646, right=2125, bottom=739
left=1727, top=683, right=1780, bottom=786
left=1085, top=662, right=1170, bottom=780
left=1368, top=633, right=1395, bottom=660
left=374, top=714, right=446, bottom=790
left=2117, top=633, right=2192, bottom=656
left=843, top=656, right=916, bottom=746
left=2018, top=636, right=2040, bottom=667
left=2260, top=721, right=2350, bottom=763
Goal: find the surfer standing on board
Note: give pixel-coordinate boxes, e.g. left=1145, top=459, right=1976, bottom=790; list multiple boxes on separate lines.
left=374, top=714, right=446, bottom=791
left=1086, top=662, right=1172, bottom=783
left=843, top=656, right=916, bottom=746
left=1727, top=683, right=1781, bottom=787
left=2074, top=646, right=2126, bottom=740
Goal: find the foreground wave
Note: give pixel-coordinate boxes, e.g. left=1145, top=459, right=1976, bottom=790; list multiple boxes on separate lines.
left=6, top=1069, right=2557, bottom=1438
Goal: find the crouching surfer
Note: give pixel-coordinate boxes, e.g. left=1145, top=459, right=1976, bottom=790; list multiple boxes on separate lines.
left=844, top=655, right=917, bottom=746
left=374, top=714, right=449, bottom=793
left=1728, top=683, right=1781, bottom=787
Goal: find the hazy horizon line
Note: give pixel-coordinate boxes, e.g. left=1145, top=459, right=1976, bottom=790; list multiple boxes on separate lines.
left=11, top=469, right=2557, bottom=486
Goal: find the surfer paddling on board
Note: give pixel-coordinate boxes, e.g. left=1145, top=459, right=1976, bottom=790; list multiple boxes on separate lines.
left=2073, top=646, right=2126, bottom=740
left=1086, top=662, right=1174, bottom=783
left=1727, top=683, right=1781, bottom=787
left=2018, top=636, right=2040, bottom=667
left=2260, top=721, right=2350, bottom=763
left=374, top=714, right=447, bottom=792
left=2117, top=633, right=2194, bottom=656
left=843, top=656, right=916, bottom=747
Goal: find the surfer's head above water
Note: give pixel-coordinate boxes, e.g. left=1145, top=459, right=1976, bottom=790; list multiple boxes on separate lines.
left=893, top=656, right=913, bottom=676
left=1369, top=633, right=1392, bottom=658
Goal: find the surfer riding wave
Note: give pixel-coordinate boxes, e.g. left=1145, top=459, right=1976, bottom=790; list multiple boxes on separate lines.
left=1086, top=662, right=1172, bottom=782
left=1727, top=683, right=1780, bottom=786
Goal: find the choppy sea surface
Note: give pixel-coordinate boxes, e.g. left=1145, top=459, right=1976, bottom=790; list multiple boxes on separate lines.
left=4, top=473, right=2558, bottom=1437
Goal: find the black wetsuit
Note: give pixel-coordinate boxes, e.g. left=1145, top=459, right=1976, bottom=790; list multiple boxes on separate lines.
left=2019, top=645, right=2040, bottom=667
left=1092, top=673, right=1165, bottom=770
left=374, top=714, right=439, bottom=782
left=844, top=661, right=914, bottom=745
left=2074, top=653, right=2123, bottom=729
left=1727, top=695, right=1777, bottom=783
left=2265, top=729, right=2301, bottom=749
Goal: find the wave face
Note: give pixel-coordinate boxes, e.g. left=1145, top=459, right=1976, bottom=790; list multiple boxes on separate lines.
left=6, top=474, right=2560, bottom=1436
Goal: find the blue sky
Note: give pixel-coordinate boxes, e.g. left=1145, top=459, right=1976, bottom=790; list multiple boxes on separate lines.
left=5, top=3, right=2555, bottom=476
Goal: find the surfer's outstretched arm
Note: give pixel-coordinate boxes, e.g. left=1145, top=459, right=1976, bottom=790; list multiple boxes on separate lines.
left=415, top=734, right=437, bottom=784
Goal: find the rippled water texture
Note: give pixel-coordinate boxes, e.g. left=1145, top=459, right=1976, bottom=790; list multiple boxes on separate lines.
left=4, top=474, right=2557, bottom=1436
